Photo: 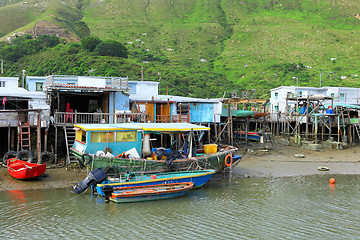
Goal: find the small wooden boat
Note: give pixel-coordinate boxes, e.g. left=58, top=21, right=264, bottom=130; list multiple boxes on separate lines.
left=7, top=158, right=46, bottom=179
left=108, top=182, right=194, bottom=203
left=94, top=169, right=216, bottom=196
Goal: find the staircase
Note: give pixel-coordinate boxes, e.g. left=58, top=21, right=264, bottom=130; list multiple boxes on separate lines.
left=19, top=125, right=31, bottom=150
left=63, top=126, right=77, bottom=165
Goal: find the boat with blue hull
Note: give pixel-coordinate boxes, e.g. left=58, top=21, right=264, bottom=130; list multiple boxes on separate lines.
left=109, top=182, right=194, bottom=203
left=95, top=169, right=216, bottom=196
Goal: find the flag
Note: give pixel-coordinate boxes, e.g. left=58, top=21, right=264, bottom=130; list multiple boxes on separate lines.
left=2, top=97, right=7, bottom=105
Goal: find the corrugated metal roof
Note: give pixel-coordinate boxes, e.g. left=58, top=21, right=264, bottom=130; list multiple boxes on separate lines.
left=0, top=87, right=46, bottom=99
left=130, top=94, right=219, bottom=103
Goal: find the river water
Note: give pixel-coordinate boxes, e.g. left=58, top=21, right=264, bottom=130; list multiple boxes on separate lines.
left=0, top=174, right=359, bottom=239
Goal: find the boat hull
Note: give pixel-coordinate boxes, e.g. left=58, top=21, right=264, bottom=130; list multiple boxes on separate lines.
left=96, top=169, right=215, bottom=196
left=110, top=182, right=194, bottom=203
left=71, top=147, right=237, bottom=174
left=7, top=158, right=46, bottom=179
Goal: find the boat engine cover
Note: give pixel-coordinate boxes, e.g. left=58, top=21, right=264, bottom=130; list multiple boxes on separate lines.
left=72, top=168, right=107, bottom=194
left=88, top=168, right=107, bottom=183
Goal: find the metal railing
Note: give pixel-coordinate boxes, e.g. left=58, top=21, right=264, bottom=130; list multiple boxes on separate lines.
left=44, top=75, right=129, bottom=90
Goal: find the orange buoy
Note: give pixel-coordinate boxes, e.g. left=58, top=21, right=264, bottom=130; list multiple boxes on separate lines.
left=329, top=178, right=335, bottom=184
left=224, top=154, right=233, bottom=167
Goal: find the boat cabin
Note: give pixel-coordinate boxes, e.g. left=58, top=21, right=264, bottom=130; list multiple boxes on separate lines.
left=71, top=123, right=210, bottom=159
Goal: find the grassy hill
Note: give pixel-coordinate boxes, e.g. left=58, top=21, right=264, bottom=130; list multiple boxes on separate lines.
left=1, top=0, right=360, bottom=98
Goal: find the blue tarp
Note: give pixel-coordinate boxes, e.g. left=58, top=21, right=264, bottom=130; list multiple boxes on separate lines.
left=190, top=103, right=214, bottom=123
left=221, top=109, right=254, bottom=117
left=324, top=103, right=360, bottom=110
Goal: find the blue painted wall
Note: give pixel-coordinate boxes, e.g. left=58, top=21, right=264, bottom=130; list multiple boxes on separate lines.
left=84, top=130, right=142, bottom=156
left=26, top=77, right=46, bottom=92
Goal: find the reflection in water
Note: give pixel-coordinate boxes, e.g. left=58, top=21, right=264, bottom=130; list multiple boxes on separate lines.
left=8, top=190, right=26, bottom=205
left=0, top=175, right=359, bottom=239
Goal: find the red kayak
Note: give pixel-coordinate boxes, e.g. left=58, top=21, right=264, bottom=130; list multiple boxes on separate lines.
left=7, top=158, right=46, bottom=179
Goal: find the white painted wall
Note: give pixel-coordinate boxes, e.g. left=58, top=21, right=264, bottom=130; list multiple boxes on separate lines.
left=270, top=86, right=360, bottom=117
left=0, top=77, right=19, bottom=88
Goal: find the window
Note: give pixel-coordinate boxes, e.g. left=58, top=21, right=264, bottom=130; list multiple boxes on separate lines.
left=0, top=81, right=5, bottom=87
left=76, top=130, right=86, bottom=143
left=298, top=91, right=302, bottom=97
left=274, top=105, right=279, bottom=112
left=91, top=132, right=114, bottom=143
left=331, top=93, right=335, bottom=98
left=116, top=131, right=137, bottom=142
left=274, top=92, right=278, bottom=100
left=340, top=93, right=345, bottom=101
left=36, top=82, right=43, bottom=91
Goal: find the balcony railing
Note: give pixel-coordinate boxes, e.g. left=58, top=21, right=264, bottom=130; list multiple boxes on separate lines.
left=54, top=112, right=190, bottom=125
left=0, top=109, right=49, bottom=127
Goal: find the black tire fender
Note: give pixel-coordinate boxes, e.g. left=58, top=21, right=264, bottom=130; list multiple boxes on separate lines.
left=16, top=150, right=33, bottom=163
left=82, top=153, right=93, bottom=165
left=41, top=151, right=55, bottom=164
left=104, top=166, right=118, bottom=177
left=3, top=151, right=17, bottom=165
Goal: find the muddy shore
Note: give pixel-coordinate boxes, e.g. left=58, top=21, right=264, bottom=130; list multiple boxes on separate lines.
left=232, top=139, right=360, bottom=178
left=1, top=139, right=359, bottom=192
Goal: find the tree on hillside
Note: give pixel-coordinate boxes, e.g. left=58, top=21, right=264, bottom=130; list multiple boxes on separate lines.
left=94, top=40, right=128, bottom=58
left=37, top=35, right=60, bottom=48
left=81, top=36, right=101, bottom=52
left=0, top=34, right=61, bottom=62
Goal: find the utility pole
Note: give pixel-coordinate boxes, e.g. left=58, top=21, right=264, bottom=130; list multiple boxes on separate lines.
left=141, top=65, right=144, bottom=81
left=1, top=59, right=3, bottom=76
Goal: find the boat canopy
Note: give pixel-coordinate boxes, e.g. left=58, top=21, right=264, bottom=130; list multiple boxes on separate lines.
left=74, top=123, right=210, bottom=133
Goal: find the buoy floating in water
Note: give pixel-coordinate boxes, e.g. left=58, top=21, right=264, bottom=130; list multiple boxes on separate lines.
left=329, top=178, right=336, bottom=184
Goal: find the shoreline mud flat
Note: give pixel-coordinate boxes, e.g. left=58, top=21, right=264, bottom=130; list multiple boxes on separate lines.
left=0, top=166, right=88, bottom=192
left=231, top=140, right=360, bottom=178
left=1, top=139, right=359, bottom=191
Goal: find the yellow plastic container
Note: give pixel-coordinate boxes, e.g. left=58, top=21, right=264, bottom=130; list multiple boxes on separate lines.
left=204, top=144, right=218, bottom=154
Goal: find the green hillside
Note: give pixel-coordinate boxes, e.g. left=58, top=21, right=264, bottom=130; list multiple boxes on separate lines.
left=1, top=0, right=360, bottom=98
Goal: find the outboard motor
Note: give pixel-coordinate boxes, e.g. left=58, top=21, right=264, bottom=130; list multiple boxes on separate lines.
left=72, top=168, right=107, bottom=194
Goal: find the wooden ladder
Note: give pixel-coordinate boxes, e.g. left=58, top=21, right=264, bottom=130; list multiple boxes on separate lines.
left=19, top=125, right=31, bottom=150
left=63, top=126, right=77, bottom=165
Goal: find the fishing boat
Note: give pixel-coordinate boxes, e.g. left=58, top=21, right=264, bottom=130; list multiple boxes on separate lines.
left=237, top=131, right=261, bottom=141
left=90, top=169, right=216, bottom=196
left=7, top=158, right=46, bottom=179
left=70, top=123, right=238, bottom=174
left=107, top=182, right=194, bottom=203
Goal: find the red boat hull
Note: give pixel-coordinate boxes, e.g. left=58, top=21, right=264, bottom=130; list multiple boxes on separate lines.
left=7, top=158, right=46, bottom=179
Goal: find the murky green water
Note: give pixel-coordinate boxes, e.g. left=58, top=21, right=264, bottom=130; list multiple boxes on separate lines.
left=0, top=174, right=359, bottom=239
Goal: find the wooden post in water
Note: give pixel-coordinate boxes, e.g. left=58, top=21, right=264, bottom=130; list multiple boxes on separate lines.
left=315, top=116, right=318, bottom=143
left=228, top=102, right=231, bottom=144
left=337, top=115, right=340, bottom=142
left=55, top=127, right=58, bottom=163
left=37, top=110, right=41, bottom=164
left=305, top=96, right=309, bottom=141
